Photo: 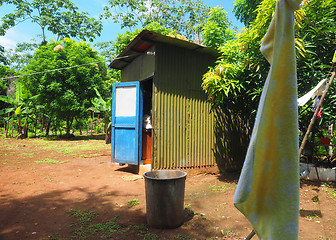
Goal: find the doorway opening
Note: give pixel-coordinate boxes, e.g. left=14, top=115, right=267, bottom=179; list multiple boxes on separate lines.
left=141, top=77, right=153, bottom=165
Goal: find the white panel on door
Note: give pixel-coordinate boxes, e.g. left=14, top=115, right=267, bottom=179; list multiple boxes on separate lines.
left=115, top=86, right=137, bottom=117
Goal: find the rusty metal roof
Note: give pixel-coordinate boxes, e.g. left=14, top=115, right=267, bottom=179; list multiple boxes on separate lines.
left=109, top=30, right=219, bottom=70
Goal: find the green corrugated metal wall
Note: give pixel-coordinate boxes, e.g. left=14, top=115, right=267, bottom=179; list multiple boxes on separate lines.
left=120, top=46, right=155, bottom=82
left=152, top=43, right=217, bottom=169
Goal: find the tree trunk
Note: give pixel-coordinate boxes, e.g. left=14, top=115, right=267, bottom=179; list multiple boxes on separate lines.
left=17, top=116, right=22, bottom=138
left=66, top=117, right=74, bottom=135
left=45, top=121, right=50, bottom=136
left=75, top=117, right=82, bottom=135
left=97, top=115, right=100, bottom=133
left=104, top=116, right=110, bottom=144
left=23, top=119, right=28, bottom=138
left=91, top=112, right=94, bottom=134
left=41, top=26, right=47, bottom=45
left=105, top=130, right=111, bottom=144
left=34, top=112, right=38, bottom=137
left=41, top=114, right=44, bottom=132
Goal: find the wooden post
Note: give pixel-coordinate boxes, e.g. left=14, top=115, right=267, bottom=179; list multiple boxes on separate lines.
left=299, top=68, right=336, bottom=156
left=245, top=230, right=256, bottom=240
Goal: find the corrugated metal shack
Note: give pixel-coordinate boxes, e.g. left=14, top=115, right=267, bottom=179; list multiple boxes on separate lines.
left=110, top=30, right=244, bottom=170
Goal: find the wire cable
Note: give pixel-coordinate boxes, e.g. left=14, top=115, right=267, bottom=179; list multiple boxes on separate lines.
left=0, top=55, right=134, bottom=80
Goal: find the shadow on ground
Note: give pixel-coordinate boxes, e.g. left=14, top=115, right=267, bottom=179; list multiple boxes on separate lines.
left=0, top=185, right=219, bottom=240
left=37, top=134, right=107, bottom=141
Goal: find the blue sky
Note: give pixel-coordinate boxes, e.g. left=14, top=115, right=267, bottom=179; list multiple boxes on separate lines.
left=0, top=0, right=244, bottom=51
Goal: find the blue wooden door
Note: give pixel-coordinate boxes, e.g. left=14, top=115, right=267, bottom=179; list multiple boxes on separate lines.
left=111, top=82, right=142, bottom=165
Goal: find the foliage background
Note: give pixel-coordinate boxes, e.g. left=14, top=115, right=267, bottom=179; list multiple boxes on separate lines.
left=202, top=0, right=336, bottom=143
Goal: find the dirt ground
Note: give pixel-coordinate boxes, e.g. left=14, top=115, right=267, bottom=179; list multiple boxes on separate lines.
left=0, top=135, right=336, bottom=240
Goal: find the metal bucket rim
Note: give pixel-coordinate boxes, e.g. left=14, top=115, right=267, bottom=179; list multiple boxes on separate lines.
left=143, top=170, right=187, bottom=181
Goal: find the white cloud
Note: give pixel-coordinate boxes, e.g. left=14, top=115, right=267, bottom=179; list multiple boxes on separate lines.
left=0, top=29, right=31, bottom=50
left=0, top=36, right=17, bottom=50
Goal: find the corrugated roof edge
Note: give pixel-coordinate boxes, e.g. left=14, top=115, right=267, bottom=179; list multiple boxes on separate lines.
left=109, top=30, right=219, bottom=70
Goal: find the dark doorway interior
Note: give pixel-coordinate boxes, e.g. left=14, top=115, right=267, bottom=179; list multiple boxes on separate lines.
left=141, top=77, right=153, bottom=164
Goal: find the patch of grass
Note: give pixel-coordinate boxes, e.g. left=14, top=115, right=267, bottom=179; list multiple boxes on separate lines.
left=28, top=138, right=109, bottom=157
left=12, top=181, right=25, bottom=185
left=42, top=235, right=60, bottom=240
left=312, top=195, right=319, bottom=203
left=43, top=176, right=59, bottom=182
left=132, top=224, right=147, bottom=232
left=222, top=229, right=235, bottom=236
left=93, top=218, right=122, bottom=236
left=34, top=159, right=68, bottom=164
left=2, top=144, right=14, bottom=149
left=175, top=234, right=191, bottom=240
left=304, top=214, right=320, bottom=222
left=67, top=209, right=99, bottom=224
left=21, top=152, right=34, bottom=157
left=139, top=232, right=160, bottom=240
left=184, top=203, right=192, bottom=209
left=210, top=184, right=227, bottom=192
left=80, top=153, right=101, bottom=158
left=321, top=183, right=336, bottom=200
left=128, top=199, right=140, bottom=207
left=65, top=209, right=157, bottom=239
left=41, top=142, right=107, bottom=153
left=184, top=204, right=195, bottom=216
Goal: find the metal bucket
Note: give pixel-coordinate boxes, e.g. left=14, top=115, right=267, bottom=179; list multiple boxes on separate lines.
left=143, top=170, right=187, bottom=228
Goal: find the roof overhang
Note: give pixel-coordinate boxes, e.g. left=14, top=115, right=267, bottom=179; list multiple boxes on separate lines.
left=109, top=30, right=219, bottom=70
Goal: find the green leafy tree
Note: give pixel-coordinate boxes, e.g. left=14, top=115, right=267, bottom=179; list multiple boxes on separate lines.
left=22, top=38, right=109, bottom=136
left=202, top=0, right=276, bottom=117
left=202, top=7, right=236, bottom=49
left=0, top=45, right=7, bottom=65
left=5, top=41, right=40, bottom=70
left=0, top=65, right=15, bottom=116
left=95, top=22, right=173, bottom=62
left=204, top=0, right=336, bottom=145
left=0, top=81, right=38, bottom=138
left=295, top=0, right=336, bottom=138
left=233, top=0, right=263, bottom=27
left=0, top=65, right=13, bottom=95
left=114, top=22, right=174, bottom=55
left=88, top=88, right=112, bottom=143
left=0, top=0, right=102, bottom=43
left=102, top=0, right=210, bottom=40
